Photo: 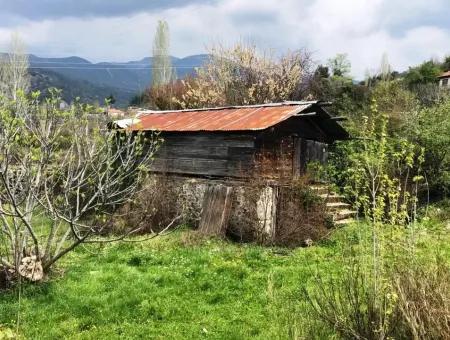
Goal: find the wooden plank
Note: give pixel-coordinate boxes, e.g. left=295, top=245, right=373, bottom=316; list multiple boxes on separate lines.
left=149, top=133, right=258, bottom=177
left=156, top=145, right=255, bottom=160
left=293, top=137, right=301, bottom=177
left=150, top=157, right=254, bottom=177
left=228, top=147, right=256, bottom=157
left=157, top=145, right=230, bottom=159
left=160, top=134, right=256, bottom=148
left=322, top=143, right=328, bottom=163
left=198, top=184, right=234, bottom=236
left=299, top=138, right=308, bottom=173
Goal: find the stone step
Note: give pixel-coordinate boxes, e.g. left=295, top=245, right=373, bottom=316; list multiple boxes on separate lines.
left=333, top=209, right=357, bottom=221
left=326, top=202, right=351, bottom=210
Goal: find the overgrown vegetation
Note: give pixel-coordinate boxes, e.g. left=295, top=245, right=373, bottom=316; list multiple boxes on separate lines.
left=0, top=217, right=448, bottom=339
left=304, top=228, right=450, bottom=339
left=229, top=151, right=330, bottom=247
left=302, top=74, right=449, bottom=339
left=1, top=28, right=449, bottom=339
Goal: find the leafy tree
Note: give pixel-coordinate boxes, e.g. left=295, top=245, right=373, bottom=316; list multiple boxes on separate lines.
left=309, top=61, right=369, bottom=129
left=327, top=53, right=351, bottom=78
left=309, top=65, right=332, bottom=99
left=306, top=101, right=432, bottom=340
left=408, top=96, right=450, bottom=196
left=441, top=56, right=450, bottom=71
left=106, top=93, right=116, bottom=105
left=315, top=65, right=330, bottom=79
left=152, top=20, right=175, bottom=87
left=403, top=60, right=441, bottom=87
left=333, top=99, right=423, bottom=225
left=379, top=53, right=392, bottom=81
left=370, top=80, right=418, bottom=134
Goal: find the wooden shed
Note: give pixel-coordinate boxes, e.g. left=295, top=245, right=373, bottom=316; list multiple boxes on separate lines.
left=114, top=101, right=349, bottom=179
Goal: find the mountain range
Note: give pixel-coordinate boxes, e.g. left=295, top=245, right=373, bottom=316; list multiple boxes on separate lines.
left=26, top=54, right=209, bottom=107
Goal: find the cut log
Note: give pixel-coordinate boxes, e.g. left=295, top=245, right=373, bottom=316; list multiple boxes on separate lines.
left=198, top=184, right=234, bottom=236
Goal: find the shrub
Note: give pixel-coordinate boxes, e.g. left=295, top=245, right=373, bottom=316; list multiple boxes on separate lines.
left=304, top=225, right=450, bottom=340
left=228, top=174, right=329, bottom=247
left=108, top=175, right=182, bottom=234
left=107, top=174, right=208, bottom=235
left=329, top=99, right=424, bottom=225
left=275, top=179, right=329, bottom=247
left=393, top=256, right=450, bottom=339
left=304, top=257, right=401, bottom=340
left=0, top=325, right=16, bottom=339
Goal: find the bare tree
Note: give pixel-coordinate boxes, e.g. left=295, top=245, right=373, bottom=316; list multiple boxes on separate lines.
left=0, top=32, right=30, bottom=101
left=151, top=20, right=175, bottom=87
left=0, top=89, right=166, bottom=282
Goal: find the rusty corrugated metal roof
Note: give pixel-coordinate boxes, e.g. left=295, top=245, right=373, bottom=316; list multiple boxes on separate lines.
left=438, top=71, right=450, bottom=78
left=119, top=102, right=317, bottom=132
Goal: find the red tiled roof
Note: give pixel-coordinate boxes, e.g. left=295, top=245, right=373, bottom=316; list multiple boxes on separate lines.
left=118, top=102, right=316, bottom=132
left=438, top=71, right=450, bottom=78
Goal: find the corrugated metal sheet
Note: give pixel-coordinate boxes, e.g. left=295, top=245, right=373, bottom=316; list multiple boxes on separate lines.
left=438, top=71, right=450, bottom=78
left=120, top=102, right=314, bottom=132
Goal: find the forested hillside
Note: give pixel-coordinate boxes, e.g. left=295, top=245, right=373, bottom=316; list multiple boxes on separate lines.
left=25, top=54, right=209, bottom=106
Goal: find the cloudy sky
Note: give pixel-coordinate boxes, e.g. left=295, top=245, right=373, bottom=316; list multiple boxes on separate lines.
left=0, top=0, right=449, bottom=78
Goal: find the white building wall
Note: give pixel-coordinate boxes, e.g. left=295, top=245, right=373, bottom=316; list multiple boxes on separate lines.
left=439, top=77, right=450, bottom=88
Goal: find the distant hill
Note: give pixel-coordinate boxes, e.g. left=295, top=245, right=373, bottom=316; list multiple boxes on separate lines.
left=25, top=54, right=209, bottom=107
left=29, top=68, right=137, bottom=106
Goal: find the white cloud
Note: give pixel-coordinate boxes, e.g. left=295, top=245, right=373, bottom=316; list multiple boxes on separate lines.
left=0, top=0, right=448, bottom=78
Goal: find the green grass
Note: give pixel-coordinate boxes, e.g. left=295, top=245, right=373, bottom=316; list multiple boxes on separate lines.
left=0, top=220, right=449, bottom=339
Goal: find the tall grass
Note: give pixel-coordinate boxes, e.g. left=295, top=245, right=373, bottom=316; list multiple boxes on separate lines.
left=302, top=221, right=450, bottom=340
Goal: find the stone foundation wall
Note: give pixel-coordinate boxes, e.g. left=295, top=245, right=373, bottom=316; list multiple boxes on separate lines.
left=146, top=174, right=328, bottom=246
left=154, top=175, right=278, bottom=241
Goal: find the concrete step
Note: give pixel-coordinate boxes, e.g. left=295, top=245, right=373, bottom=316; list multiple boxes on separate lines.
left=334, top=218, right=356, bottom=226
left=310, top=185, right=329, bottom=195
left=310, top=185, right=357, bottom=225
left=333, top=209, right=357, bottom=221
left=326, top=202, right=351, bottom=210
left=319, top=193, right=346, bottom=203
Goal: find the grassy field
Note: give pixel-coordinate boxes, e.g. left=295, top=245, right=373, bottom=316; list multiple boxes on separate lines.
left=0, top=216, right=449, bottom=339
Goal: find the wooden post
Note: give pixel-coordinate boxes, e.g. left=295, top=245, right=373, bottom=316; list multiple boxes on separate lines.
left=293, top=137, right=301, bottom=177
left=198, top=184, right=234, bottom=236
left=299, top=138, right=308, bottom=174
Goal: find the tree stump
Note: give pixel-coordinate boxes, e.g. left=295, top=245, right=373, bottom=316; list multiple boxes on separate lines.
left=198, top=184, right=234, bottom=236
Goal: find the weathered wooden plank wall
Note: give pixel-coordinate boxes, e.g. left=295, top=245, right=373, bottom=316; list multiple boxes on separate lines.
left=294, top=138, right=328, bottom=174
left=305, top=140, right=328, bottom=165
left=150, top=133, right=257, bottom=177
left=198, top=184, right=234, bottom=236
left=148, top=124, right=330, bottom=179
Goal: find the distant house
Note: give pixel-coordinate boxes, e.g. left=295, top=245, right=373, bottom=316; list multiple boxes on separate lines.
left=438, top=71, right=450, bottom=88
left=106, top=107, right=126, bottom=118
left=59, top=100, right=70, bottom=110
left=113, top=101, right=349, bottom=179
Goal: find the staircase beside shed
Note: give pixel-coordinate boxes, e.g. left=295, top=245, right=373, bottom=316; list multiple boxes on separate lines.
left=310, top=184, right=356, bottom=225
